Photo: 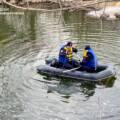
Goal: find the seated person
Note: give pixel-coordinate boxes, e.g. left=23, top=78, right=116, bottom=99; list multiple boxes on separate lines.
left=58, top=41, right=79, bottom=69
left=80, top=45, right=98, bottom=72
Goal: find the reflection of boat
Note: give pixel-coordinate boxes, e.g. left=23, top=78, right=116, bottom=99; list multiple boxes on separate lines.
left=34, top=74, right=116, bottom=99
left=37, top=58, right=116, bottom=81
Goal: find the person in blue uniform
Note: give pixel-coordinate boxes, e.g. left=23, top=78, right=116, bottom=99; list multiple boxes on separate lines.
left=80, top=45, right=98, bottom=72
left=58, top=41, right=78, bottom=69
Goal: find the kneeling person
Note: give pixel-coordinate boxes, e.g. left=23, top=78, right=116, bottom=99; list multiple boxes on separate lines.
left=81, top=45, right=98, bottom=72
left=58, top=41, right=78, bottom=69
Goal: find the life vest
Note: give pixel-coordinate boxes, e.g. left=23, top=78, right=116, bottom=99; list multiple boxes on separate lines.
left=59, top=45, right=73, bottom=64
left=64, top=46, right=73, bottom=61
left=83, top=49, right=88, bottom=58
left=82, top=48, right=98, bottom=69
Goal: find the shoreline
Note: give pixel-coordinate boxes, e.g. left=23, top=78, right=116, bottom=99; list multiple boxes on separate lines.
left=1, top=0, right=102, bottom=12
left=1, top=0, right=120, bottom=12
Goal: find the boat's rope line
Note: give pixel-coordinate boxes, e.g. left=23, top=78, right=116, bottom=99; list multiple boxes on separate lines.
left=2, top=0, right=112, bottom=12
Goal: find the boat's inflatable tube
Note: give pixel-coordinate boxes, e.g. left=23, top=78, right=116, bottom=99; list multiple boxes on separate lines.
left=37, top=63, right=116, bottom=81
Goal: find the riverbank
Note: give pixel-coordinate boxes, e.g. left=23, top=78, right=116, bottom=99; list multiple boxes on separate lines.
left=1, top=0, right=104, bottom=11
left=1, top=0, right=120, bottom=12
left=18, top=0, right=98, bottom=11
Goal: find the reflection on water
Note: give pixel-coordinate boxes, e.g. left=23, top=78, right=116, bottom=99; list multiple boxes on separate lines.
left=0, top=7, right=120, bottom=120
left=37, top=75, right=116, bottom=100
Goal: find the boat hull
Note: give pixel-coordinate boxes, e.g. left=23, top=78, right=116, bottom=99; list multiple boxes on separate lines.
left=37, top=64, right=116, bottom=81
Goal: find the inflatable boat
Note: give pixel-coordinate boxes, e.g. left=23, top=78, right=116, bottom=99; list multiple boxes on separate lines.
left=37, top=58, right=116, bottom=81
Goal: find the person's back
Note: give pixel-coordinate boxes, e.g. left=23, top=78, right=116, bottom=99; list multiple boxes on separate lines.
left=81, top=45, right=98, bottom=71
left=59, top=44, right=68, bottom=65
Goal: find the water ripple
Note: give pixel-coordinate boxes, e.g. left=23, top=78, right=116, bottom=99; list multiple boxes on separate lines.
left=0, top=10, right=120, bottom=120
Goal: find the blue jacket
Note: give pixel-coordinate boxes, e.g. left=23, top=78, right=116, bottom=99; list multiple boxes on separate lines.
left=82, top=48, right=98, bottom=69
left=58, top=45, right=69, bottom=64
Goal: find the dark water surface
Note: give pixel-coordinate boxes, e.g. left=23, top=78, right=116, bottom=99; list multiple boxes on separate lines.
left=0, top=8, right=120, bottom=120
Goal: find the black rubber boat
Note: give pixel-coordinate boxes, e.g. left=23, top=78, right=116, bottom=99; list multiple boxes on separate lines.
left=37, top=58, right=116, bottom=81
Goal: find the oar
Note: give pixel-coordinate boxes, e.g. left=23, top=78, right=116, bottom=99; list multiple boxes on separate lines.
left=63, top=66, right=81, bottom=73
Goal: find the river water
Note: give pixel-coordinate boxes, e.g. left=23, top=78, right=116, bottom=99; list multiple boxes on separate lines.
left=0, top=8, right=120, bottom=120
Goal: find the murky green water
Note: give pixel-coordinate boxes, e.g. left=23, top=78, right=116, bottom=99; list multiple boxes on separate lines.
left=0, top=7, right=120, bottom=120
